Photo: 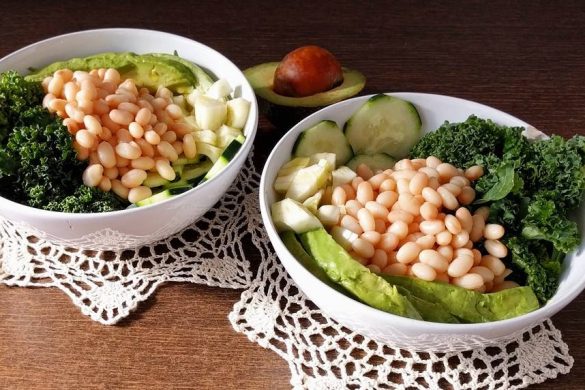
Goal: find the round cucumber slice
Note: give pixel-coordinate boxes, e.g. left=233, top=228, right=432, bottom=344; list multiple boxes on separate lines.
left=344, top=94, right=422, bottom=159
left=292, top=120, right=353, bottom=166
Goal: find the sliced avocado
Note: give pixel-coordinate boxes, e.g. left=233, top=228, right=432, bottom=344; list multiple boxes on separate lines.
left=148, top=53, right=215, bottom=93
left=381, top=275, right=539, bottom=323
left=300, top=228, right=421, bottom=320
left=25, top=52, right=209, bottom=94
left=245, top=62, right=366, bottom=129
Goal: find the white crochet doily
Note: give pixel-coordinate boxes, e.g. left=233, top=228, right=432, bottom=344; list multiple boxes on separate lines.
left=0, top=153, right=259, bottom=325
left=230, top=224, right=575, bottom=389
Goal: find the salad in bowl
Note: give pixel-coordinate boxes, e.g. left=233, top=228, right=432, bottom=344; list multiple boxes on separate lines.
left=260, top=92, right=585, bottom=350
left=0, top=29, right=258, bottom=250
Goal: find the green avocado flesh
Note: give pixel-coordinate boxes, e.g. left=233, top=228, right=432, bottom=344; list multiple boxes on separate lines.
left=300, top=228, right=422, bottom=320
left=381, top=275, right=539, bottom=323
left=293, top=228, right=539, bottom=323
left=25, top=52, right=213, bottom=94
left=245, top=62, right=365, bottom=129
left=245, top=62, right=365, bottom=108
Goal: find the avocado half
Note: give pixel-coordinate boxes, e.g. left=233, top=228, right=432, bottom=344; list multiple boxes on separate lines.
left=245, top=62, right=366, bottom=129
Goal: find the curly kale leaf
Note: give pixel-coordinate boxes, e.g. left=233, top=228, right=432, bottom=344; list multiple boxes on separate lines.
left=523, top=135, right=585, bottom=210
left=409, top=115, right=525, bottom=169
left=44, top=185, right=125, bottom=213
left=506, top=237, right=561, bottom=304
left=0, top=70, right=44, bottom=143
left=521, top=198, right=580, bottom=253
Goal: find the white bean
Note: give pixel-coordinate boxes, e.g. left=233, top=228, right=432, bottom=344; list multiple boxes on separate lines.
left=396, top=242, right=422, bottom=264
left=128, top=186, right=153, bottom=204
left=82, top=164, right=104, bottom=187
left=484, top=224, right=505, bottom=240
left=484, top=239, right=508, bottom=258
left=448, top=255, right=474, bottom=277
left=121, top=169, right=147, bottom=188
left=411, top=263, right=437, bottom=281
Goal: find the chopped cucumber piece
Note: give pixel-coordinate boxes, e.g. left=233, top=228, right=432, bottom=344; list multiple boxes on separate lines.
left=203, top=134, right=245, bottom=181
left=271, top=198, right=323, bottom=233
left=274, top=174, right=298, bottom=194
left=196, top=142, right=223, bottom=162
left=193, top=130, right=218, bottom=145
left=226, top=98, right=251, bottom=129
left=206, top=79, right=232, bottom=100
left=136, top=186, right=191, bottom=207
left=302, top=189, right=324, bottom=214
left=309, top=153, right=336, bottom=171
left=346, top=153, right=396, bottom=172
left=285, top=160, right=330, bottom=203
left=331, top=166, right=357, bottom=188
left=195, top=95, right=227, bottom=131
left=182, top=160, right=213, bottom=182
left=217, top=125, right=243, bottom=148
left=344, top=94, right=422, bottom=159
left=293, top=120, right=353, bottom=166
left=174, top=156, right=202, bottom=166
left=143, top=172, right=169, bottom=188
left=277, top=157, right=311, bottom=178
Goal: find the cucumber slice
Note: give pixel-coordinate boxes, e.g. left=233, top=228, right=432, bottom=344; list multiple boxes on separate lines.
left=344, top=94, right=422, bottom=159
left=203, top=134, right=245, bottom=181
left=271, top=198, right=322, bottom=233
left=285, top=160, right=330, bottom=203
left=196, top=142, right=223, bottom=162
left=331, top=166, right=357, bottom=188
left=226, top=98, right=251, bottom=129
left=136, top=186, right=191, bottom=207
left=292, top=120, right=353, bottom=166
left=194, top=95, right=227, bottom=131
left=346, top=153, right=396, bottom=172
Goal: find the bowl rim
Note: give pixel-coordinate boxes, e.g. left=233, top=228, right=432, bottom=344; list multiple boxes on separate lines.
left=0, top=28, right=258, bottom=219
left=260, top=91, right=585, bottom=331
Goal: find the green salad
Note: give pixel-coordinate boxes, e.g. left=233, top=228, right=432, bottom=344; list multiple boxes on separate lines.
left=270, top=94, right=585, bottom=323
left=0, top=52, right=251, bottom=213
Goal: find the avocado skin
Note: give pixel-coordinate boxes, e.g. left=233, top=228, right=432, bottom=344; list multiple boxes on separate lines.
left=25, top=52, right=205, bottom=94
left=300, top=228, right=422, bottom=320
left=382, top=275, right=540, bottom=323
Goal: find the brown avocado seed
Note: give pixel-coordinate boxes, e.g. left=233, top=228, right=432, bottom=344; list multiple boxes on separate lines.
left=273, top=45, right=344, bottom=97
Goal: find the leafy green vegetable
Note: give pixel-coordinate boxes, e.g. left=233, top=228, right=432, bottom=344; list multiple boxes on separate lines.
left=0, top=70, right=44, bottom=143
left=506, top=237, right=562, bottom=304
left=521, top=198, right=580, bottom=253
left=475, top=162, right=519, bottom=203
left=0, top=71, right=125, bottom=213
left=410, top=116, right=525, bottom=169
left=410, top=115, right=585, bottom=304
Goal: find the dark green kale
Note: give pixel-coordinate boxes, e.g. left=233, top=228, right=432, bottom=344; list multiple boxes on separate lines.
left=410, top=115, right=585, bottom=304
left=0, top=71, right=126, bottom=213
left=0, top=70, right=44, bottom=143
left=506, top=237, right=562, bottom=304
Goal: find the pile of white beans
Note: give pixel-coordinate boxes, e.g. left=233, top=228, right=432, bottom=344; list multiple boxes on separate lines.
left=42, top=68, right=198, bottom=204
left=321, top=156, right=517, bottom=293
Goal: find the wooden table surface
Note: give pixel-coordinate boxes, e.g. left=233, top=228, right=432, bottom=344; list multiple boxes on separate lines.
left=2, top=1, right=585, bottom=388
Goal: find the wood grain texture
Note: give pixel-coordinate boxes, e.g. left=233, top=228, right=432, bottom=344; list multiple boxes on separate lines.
left=1, top=0, right=585, bottom=388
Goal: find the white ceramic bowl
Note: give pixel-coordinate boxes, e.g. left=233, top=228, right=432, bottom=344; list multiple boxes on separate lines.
left=260, top=93, right=585, bottom=351
left=0, top=28, right=258, bottom=250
